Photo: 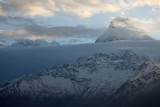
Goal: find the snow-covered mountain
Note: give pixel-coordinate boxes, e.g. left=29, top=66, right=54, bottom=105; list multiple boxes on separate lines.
left=106, top=61, right=160, bottom=107
left=95, top=17, right=153, bottom=43
left=49, top=40, right=60, bottom=46
left=11, top=39, right=59, bottom=47
left=0, top=51, right=160, bottom=107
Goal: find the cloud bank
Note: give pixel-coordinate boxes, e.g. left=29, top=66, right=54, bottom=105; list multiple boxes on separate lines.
left=0, top=0, right=160, bottom=18
left=0, top=16, right=34, bottom=29
left=0, top=25, right=105, bottom=40
left=0, top=16, right=159, bottom=42
left=0, top=0, right=160, bottom=43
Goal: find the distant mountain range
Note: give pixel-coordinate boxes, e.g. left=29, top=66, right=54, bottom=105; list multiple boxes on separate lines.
left=11, top=39, right=59, bottom=47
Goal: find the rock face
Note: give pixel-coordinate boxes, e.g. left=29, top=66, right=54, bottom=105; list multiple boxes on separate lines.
left=106, top=63, right=160, bottom=107
left=1, top=51, right=160, bottom=107
left=95, top=17, right=153, bottom=43
left=11, top=39, right=59, bottom=47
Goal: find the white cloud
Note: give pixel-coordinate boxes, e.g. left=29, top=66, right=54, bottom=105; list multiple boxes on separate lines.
left=0, top=0, right=160, bottom=18
left=130, top=18, right=160, bottom=32
left=152, top=7, right=160, bottom=12
left=61, top=0, right=122, bottom=18
left=128, top=0, right=160, bottom=8
left=0, top=0, right=59, bottom=17
left=0, top=0, right=136, bottom=18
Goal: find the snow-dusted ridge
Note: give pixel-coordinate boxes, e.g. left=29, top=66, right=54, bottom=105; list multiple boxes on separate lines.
left=11, top=39, right=59, bottom=47
left=0, top=51, right=159, bottom=98
left=106, top=60, right=160, bottom=107
left=1, top=51, right=160, bottom=107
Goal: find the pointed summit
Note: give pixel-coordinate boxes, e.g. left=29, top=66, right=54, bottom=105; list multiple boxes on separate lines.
left=96, top=17, right=154, bottom=43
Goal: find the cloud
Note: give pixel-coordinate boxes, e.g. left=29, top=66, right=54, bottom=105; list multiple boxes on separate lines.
left=0, top=14, right=105, bottom=41
left=0, top=15, right=159, bottom=41
left=0, top=0, right=120, bottom=18
left=0, top=16, right=35, bottom=29
left=130, top=17, right=160, bottom=32
left=24, top=25, right=105, bottom=37
left=0, top=0, right=137, bottom=18
left=0, top=25, right=105, bottom=40
left=0, top=0, right=160, bottom=18
left=0, top=39, right=5, bottom=43
left=128, top=0, right=160, bottom=8
left=152, top=7, right=160, bottom=13
left=0, top=0, right=59, bottom=17
left=61, top=0, right=123, bottom=18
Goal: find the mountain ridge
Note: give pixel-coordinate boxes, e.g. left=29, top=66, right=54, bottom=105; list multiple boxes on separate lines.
left=1, top=51, right=160, bottom=107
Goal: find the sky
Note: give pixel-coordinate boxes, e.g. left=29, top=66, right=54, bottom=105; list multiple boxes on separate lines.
left=0, top=0, right=160, bottom=44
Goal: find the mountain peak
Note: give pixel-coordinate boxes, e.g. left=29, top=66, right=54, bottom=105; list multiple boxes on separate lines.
left=96, top=17, right=154, bottom=43
left=109, top=17, right=130, bottom=28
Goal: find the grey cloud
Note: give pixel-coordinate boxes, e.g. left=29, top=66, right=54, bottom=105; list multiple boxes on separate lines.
left=0, top=0, right=160, bottom=18
left=0, top=0, right=124, bottom=18
left=0, top=15, right=105, bottom=39
left=0, top=39, right=6, bottom=43
left=0, top=16, right=6, bottom=22
left=24, top=25, right=105, bottom=38
left=0, top=16, right=35, bottom=29
left=0, top=24, right=105, bottom=39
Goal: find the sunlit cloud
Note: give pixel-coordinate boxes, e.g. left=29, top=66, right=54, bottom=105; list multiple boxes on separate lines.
left=0, top=0, right=59, bottom=17
left=128, top=0, right=160, bottom=8
left=130, top=18, right=160, bottom=32
left=0, top=0, right=122, bottom=18
left=1, top=0, right=159, bottom=18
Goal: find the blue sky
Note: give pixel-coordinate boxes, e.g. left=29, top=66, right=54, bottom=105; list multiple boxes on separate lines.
left=0, top=0, right=160, bottom=44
